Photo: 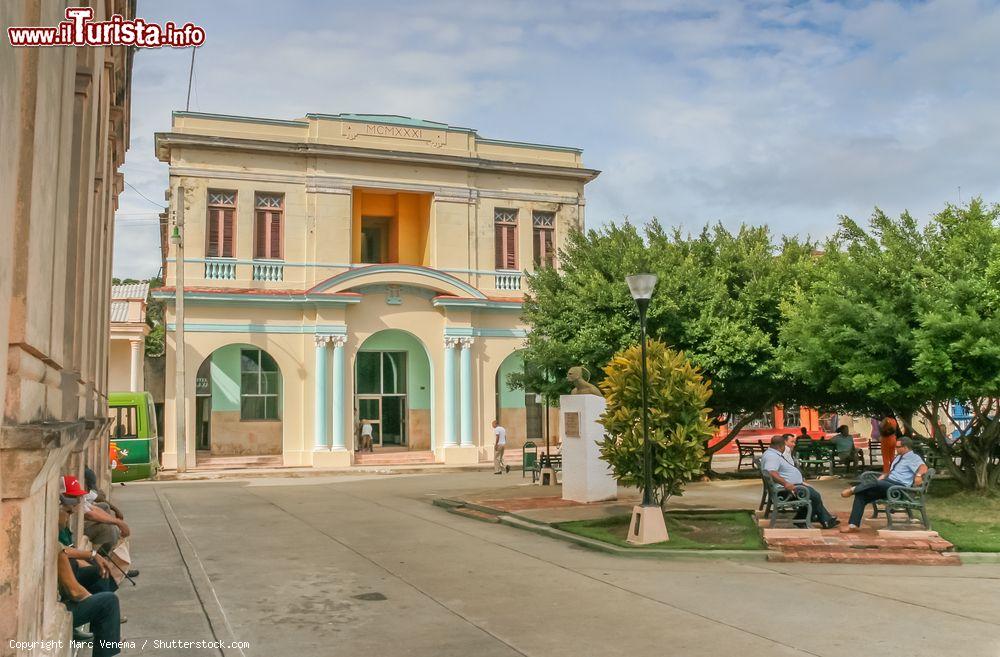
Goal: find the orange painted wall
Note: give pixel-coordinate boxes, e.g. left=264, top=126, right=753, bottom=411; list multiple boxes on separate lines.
left=351, top=189, right=430, bottom=266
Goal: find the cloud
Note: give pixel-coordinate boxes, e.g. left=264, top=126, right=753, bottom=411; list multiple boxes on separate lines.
left=115, top=0, right=1000, bottom=277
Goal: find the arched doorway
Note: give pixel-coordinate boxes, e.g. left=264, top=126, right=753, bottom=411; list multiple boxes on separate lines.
left=494, top=350, right=545, bottom=449
left=193, top=344, right=283, bottom=456
left=354, top=330, right=432, bottom=450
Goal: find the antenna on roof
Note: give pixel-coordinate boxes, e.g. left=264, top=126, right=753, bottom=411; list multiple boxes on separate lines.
left=185, top=46, right=197, bottom=112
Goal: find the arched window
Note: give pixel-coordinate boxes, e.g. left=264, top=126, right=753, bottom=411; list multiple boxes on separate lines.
left=240, top=348, right=280, bottom=420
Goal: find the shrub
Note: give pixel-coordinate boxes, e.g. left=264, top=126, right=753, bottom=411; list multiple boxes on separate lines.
left=598, top=340, right=714, bottom=506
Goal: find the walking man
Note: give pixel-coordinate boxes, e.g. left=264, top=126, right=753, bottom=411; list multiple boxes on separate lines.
left=493, top=420, right=509, bottom=474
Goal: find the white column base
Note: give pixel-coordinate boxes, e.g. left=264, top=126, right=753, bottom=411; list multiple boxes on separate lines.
left=312, top=449, right=353, bottom=468
left=627, top=505, right=669, bottom=545
left=161, top=451, right=177, bottom=470
left=442, top=445, right=479, bottom=465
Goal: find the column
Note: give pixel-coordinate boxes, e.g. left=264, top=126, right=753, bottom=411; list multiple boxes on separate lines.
left=330, top=335, right=347, bottom=450
left=129, top=338, right=141, bottom=392
left=314, top=335, right=330, bottom=450
left=459, top=337, right=474, bottom=447
left=443, top=337, right=459, bottom=447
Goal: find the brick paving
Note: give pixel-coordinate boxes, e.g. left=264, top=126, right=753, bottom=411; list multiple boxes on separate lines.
left=763, top=511, right=959, bottom=565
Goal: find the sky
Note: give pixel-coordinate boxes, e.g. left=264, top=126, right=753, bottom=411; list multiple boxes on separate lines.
left=114, top=0, right=1000, bottom=279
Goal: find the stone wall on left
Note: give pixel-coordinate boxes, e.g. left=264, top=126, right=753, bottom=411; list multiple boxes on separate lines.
left=0, top=1, right=134, bottom=652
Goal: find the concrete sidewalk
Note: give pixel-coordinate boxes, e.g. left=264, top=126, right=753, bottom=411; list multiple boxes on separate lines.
left=111, top=472, right=1000, bottom=657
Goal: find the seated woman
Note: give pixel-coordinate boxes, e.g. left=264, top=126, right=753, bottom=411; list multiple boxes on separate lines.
left=840, top=437, right=927, bottom=532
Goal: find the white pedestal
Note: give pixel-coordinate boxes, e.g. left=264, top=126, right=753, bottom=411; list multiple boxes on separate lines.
left=559, top=394, right=617, bottom=503
left=627, top=505, right=669, bottom=544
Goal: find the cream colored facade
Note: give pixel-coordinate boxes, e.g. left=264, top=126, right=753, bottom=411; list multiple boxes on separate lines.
left=154, top=111, right=598, bottom=468
left=0, top=0, right=132, bottom=651
left=108, top=282, right=150, bottom=393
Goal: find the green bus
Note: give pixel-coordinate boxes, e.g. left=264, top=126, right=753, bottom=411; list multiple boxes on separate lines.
left=108, top=391, right=159, bottom=482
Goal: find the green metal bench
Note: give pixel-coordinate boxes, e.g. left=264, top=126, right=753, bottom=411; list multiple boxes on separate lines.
left=795, top=441, right=835, bottom=477
left=860, top=468, right=936, bottom=530
left=521, top=441, right=538, bottom=478
left=532, top=453, right=562, bottom=483
left=755, top=457, right=812, bottom=528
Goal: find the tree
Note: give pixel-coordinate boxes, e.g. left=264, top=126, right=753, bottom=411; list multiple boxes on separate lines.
left=144, top=276, right=165, bottom=358
left=779, top=200, right=1000, bottom=491
left=597, top=340, right=714, bottom=506
left=517, top=220, right=815, bottom=466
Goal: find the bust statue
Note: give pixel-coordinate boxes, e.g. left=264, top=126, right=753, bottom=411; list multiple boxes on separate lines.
left=567, top=366, right=602, bottom=396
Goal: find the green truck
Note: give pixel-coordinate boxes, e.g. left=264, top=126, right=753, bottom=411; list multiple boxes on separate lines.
left=108, top=391, right=159, bottom=482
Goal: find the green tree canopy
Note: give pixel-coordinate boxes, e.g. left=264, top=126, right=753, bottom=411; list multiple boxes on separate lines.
left=518, top=220, right=815, bottom=459
left=598, top=341, right=713, bottom=505
left=779, top=200, right=1000, bottom=490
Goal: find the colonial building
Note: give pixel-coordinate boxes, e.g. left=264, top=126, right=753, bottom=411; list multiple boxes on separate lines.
left=0, top=0, right=133, bottom=648
left=108, top=282, right=150, bottom=392
left=153, top=111, right=598, bottom=468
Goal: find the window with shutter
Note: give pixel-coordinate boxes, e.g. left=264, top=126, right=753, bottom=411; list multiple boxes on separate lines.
left=206, top=190, right=236, bottom=258
left=254, top=193, right=284, bottom=260
left=532, top=211, right=555, bottom=268
left=494, top=208, right=518, bottom=270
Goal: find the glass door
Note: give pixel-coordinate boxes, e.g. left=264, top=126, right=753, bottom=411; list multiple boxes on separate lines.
left=381, top=396, right=407, bottom=445
left=355, top=350, right=408, bottom=448
left=357, top=396, right=382, bottom=448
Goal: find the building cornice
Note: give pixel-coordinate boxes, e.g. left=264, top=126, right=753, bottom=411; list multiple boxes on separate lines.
left=431, top=296, right=523, bottom=311
left=155, top=132, right=601, bottom=182
left=151, top=287, right=362, bottom=307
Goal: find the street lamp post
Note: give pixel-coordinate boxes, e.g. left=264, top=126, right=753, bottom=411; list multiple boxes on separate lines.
left=625, top=273, right=669, bottom=544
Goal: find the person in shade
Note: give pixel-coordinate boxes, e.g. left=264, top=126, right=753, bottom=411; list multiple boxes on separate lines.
left=878, top=416, right=900, bottom=474
left=840, top=436, right=928, bottom=532
left=831, top=425, right=861, bottom=470
left=760, top=435, right=840, bottom=529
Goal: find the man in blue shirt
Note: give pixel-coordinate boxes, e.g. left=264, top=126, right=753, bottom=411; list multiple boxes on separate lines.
left=840, top=436, right=928, bottom=531
left=761, top=435, right=840, bottom=529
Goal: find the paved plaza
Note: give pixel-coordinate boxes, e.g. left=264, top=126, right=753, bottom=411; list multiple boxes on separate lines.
left=117, top=472, right=1000, bottom=657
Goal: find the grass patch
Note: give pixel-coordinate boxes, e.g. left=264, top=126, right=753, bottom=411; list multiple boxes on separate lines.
left=555, top=511, right=765, bottom=550
left=927, top=479, right=1000, bottom=552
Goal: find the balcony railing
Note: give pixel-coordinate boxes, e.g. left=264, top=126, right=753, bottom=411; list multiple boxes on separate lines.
left=252, top=261, right=284, bottom=282
left=494, top=270, right=522, bottom=291
left=204, top=259, right=237, bottom=280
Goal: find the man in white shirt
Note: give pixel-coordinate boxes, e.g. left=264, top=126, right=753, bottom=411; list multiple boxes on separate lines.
left=492, top=420, right=509, bottom=474
left=761, top=434, right=840, bottom=529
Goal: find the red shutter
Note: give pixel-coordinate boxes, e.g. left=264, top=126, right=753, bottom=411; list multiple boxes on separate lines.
left=505, top=225, right=516, bottom=269
left=494, top=223, right=505, bottom=269
left=255, top=210, right=266, bottom=259
left=269, top=210, right=282, bottom=259
left=207, top=209, right=220, bottom=257
left=532, top=227, right=541, bottom=267
left=222, top=208, right=234, bottom=257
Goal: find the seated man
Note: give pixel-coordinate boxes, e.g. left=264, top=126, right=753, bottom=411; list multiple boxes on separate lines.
left=840, top=436, right=927, bottom=532
left=761, top=435, right=840, bottom=529
left=59, top=475, right=123, bottom=653
left=57, top=550, right=122, bottom=657
left=84, top=467, right=126, bottom=521
left=831, top=425, right=860, bottom=470
left=58, top=480, right=118, bottom=595
left=79, top=468, right=132, bottom=555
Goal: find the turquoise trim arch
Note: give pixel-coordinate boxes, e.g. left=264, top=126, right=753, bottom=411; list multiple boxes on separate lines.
left=354, top=328, right=437, bottom=450
left=309, top=265, right=487, bottom=300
